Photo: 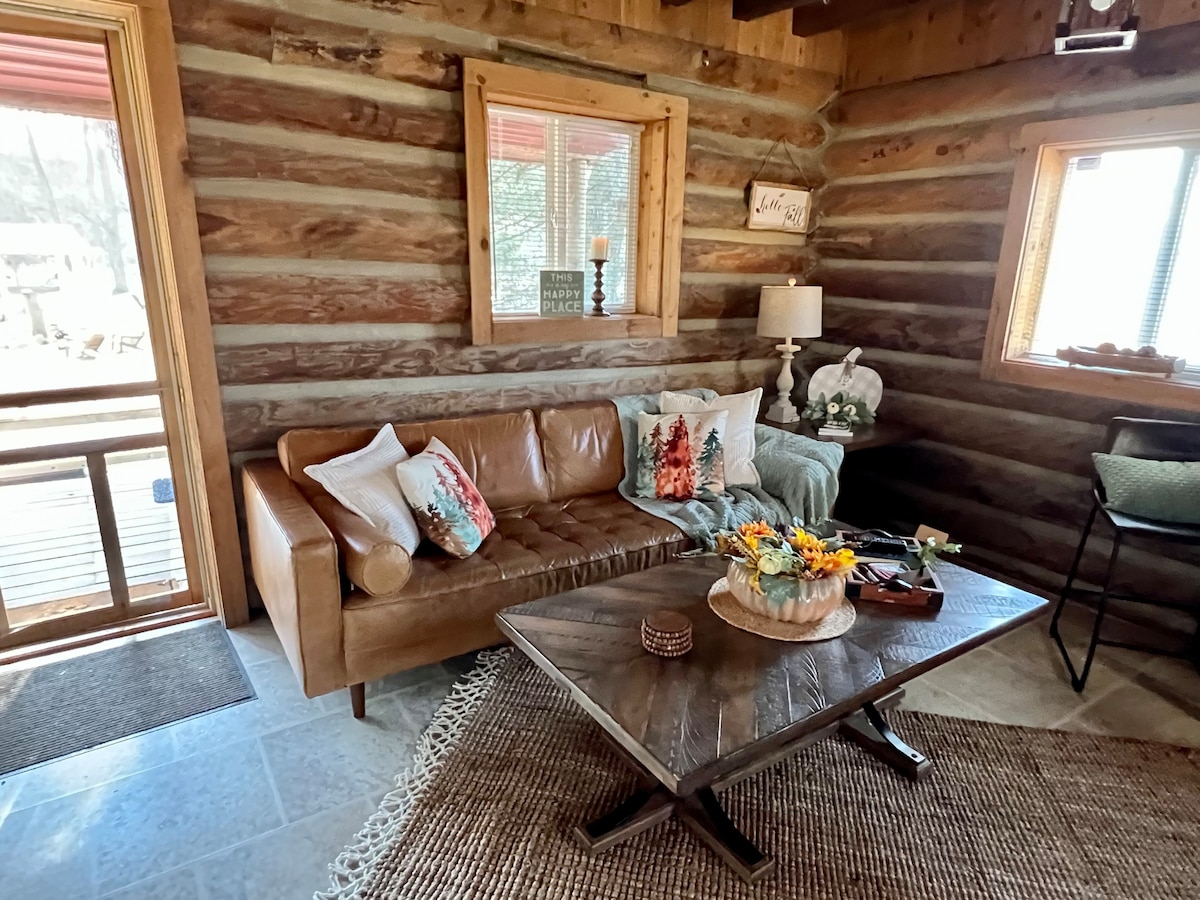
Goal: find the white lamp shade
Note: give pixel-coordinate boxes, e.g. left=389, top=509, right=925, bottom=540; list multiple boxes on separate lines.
left=757, top=281, right=822, bottom=339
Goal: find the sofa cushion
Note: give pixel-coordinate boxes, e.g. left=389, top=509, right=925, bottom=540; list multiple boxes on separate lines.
left=538, top=401, right=625, bottom=501
left=279, top=409, right=550, bottom=511
left=340, top=494, right=690, bottom=684
left=344, top=493, right=688, bottom=605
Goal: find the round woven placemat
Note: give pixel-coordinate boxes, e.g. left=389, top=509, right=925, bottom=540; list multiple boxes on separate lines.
left=707, top=577, right=856, bottom=642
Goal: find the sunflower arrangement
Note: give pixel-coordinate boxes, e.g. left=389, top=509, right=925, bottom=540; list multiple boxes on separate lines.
left=716, top=521, right=857, bottom=594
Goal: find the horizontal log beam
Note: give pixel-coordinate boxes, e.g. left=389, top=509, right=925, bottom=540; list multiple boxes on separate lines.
left=813, top=222, right=1004, bottom=262
left=687, top=142, right=820, bottom=191
left=685, top=96, right=827, bottom=147
left=811, top=266, right=996, bottom=308
left=215, top=329, right=775, bottom=385
left=195, top=197, right=467, bottom=264
left=680, top=238, right=811, bottom=274
left=823, top=118, right=1021, bottom=180
left=221, top=361, right=773, bottom=451
left=179, top=69, right=463, bottom=151
left=184, top=132, right=465, bottom=198
left=833, top=19, right=1200, bottom=131
left=880, top=390, right=1104, bottom=478
left=683, top=190, right=749, bottom=229
left=205, top=272, right=470, bottom=325
left=369, top=0, right=840, bottom=109
left=678, top=280, right=761, bottom=319
left=818, top=172, right=1014, bottom=218
left=822, top=300, right=987, bottom=359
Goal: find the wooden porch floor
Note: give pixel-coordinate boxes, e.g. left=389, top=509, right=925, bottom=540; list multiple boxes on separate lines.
left=0, top=452, right=186, bottom=618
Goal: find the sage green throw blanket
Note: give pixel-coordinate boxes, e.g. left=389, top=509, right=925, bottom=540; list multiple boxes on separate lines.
left=614, top=391, right=843, bottom=549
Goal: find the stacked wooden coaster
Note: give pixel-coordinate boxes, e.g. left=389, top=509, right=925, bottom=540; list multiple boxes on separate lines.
left=641, top=611, right=693, bottom=658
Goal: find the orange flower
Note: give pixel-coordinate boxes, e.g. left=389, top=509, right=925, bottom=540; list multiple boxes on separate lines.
left=787, top=527, right=825, bottom=554
left=738, top=520, right=776, bottom=539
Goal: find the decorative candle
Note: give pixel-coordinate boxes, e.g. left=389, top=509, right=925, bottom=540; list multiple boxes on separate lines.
left=589, top=236, right=609, bottom=261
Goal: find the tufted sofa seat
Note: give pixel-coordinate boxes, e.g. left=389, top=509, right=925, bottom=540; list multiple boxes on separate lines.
left=242, top=400, right=692, bottom=712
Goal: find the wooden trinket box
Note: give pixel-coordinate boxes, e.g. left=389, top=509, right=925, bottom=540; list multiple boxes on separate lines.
left=846, top=562, right=945, bottom=611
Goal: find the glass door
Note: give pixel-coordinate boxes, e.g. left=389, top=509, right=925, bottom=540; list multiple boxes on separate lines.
left=0, top=28, right=197, bottom=647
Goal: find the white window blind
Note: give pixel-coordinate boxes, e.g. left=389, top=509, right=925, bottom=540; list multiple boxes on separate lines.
left=1030, top=145, right=1200, bottom=369
left=486, top=104, right=642, bottom=315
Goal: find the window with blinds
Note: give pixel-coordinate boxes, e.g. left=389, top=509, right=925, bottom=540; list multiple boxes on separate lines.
left=486, top=104, right=642, bottom=315
left=1029, top=145, right=1200, bottom=369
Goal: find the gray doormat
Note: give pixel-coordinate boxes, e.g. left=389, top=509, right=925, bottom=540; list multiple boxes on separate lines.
left=322, top=649, right=1200, bottom=900
left=0, top=621, right=254, bottom=775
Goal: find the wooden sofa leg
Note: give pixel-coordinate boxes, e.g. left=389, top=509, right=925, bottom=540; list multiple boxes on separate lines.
left=350, top=683, right=366, bottom=718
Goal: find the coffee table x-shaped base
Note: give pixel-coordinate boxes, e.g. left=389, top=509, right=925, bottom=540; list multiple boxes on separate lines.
left=573, top=691, right=929, bottom=885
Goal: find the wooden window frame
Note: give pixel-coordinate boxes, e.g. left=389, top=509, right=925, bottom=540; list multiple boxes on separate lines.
left=0, top=0, right=248, bottom=629
left=463, top=59, right=687, bottom=346
left=983, top=104, right=1200, bottom=413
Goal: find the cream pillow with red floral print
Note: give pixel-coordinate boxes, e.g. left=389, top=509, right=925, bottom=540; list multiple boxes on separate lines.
left=395, top=437, right=495, bottom=558
left=634, top=410, right=729, bottom=501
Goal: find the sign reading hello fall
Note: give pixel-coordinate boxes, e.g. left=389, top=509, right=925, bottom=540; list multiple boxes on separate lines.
left=747, top=181, right=812, bottom=233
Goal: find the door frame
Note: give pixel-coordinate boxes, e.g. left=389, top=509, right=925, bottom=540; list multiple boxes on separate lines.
left=0, top=0, right=247, bottom=628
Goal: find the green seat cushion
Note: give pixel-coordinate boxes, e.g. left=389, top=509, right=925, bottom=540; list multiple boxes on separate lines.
left=1092, top=452, right=1200, bottom=525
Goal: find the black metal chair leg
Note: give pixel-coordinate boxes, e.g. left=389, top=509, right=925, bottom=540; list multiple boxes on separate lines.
left=1072, top=533, right=1124, bottom=693
left=1051, top=504, right=1096, bottom=643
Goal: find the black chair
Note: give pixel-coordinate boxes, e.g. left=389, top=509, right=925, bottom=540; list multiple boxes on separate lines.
left=1050, top=416, right=1200, bottom=692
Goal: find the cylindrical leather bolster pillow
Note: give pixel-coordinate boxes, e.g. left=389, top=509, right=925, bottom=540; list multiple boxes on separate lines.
left=311, top=495, right=413, bottom=596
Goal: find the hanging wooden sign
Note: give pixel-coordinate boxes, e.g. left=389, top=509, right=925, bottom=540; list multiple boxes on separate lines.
left=747, top=181, right=811, bottom=233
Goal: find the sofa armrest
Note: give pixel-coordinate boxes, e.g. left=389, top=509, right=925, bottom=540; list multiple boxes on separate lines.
left=243, top=459, right=346, bottom=697
left=310, top=495, right=413, bottom=597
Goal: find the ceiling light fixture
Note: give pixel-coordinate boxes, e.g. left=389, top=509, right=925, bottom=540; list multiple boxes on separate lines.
left=1055, top=0, right=1140, bottom=55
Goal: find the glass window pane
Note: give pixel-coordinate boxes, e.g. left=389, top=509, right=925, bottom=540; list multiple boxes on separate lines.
left=0, top=395, right=164, bottom=454
left=0, top=34, right=157, bottom=396
left=1029, top=147, right=1183, bottom=356
left=487, top=105, right=641, bottom=315
left=108, top=448, right=188, bottom=600
left=1154, top=165, right=1200, bottom=364
left=0, top=455, right=112, bottom=626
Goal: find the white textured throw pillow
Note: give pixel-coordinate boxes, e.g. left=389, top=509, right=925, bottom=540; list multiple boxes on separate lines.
left=660, top=388, right=762, bottom=486
left=303, top=425, right=421, bottom=553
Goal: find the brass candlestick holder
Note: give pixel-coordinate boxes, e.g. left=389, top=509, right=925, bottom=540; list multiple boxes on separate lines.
left=589, top=258, right=608, bottom=317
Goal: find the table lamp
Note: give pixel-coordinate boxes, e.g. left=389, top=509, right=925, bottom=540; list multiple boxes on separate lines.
left=757, top=278, right=822, bottom=424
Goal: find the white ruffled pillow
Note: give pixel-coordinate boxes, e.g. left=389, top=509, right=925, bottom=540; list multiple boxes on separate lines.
left=660, top=388, right=762, bottom=486
left=303, top=425, right=421, bottom=553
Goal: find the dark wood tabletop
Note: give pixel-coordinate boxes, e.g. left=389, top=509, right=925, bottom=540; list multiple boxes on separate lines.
left=497, top=555, right=1046, bottom=796
left=757, top=418, right=921, bottom=452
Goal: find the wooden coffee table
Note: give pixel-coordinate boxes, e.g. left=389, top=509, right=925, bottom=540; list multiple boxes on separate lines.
left=496, top=555, right=1046, bottom=884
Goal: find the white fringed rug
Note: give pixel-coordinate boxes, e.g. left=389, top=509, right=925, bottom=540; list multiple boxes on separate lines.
left=319, top=649, right=1200, bottom=900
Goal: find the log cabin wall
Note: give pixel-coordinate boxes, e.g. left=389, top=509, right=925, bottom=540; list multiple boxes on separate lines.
left=167, top=0, right=844, bottom=460
left=813, top=13, right=1200, bottom=602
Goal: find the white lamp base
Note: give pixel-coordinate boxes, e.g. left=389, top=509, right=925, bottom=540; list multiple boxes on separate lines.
left=764, top=339, right=802, bottom=424
left=764, top=398, right=800, bottom=424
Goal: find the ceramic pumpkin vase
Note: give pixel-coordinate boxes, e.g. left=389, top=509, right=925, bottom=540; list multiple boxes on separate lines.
left=807, top=347, right=883, bottom=414
left=726, top=562, right=846, bottom=624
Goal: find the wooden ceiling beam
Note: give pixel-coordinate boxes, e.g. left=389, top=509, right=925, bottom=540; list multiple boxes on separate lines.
left=732, top=0, right=923, bottom=34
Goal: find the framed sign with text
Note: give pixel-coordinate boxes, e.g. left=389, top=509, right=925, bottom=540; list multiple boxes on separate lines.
left=539, top=270, right=585, bottom=317
left=748, top=181, right=811, bottom=233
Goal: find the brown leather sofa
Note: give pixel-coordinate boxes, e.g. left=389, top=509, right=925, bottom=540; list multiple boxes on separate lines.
left=243, top=401, right=690, bottom=716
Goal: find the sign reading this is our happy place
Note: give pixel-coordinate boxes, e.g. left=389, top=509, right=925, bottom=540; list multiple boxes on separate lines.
left=539, top=270, right=585, bottom=317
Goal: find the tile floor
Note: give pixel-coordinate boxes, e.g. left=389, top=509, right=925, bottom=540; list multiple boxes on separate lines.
left=1, top=602, right=1197, bottom=900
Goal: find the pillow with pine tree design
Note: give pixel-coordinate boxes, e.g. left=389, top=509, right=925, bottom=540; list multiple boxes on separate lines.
left=395, top=437, right=495, bottom=558
left=635, top=410, right=729, bottom=501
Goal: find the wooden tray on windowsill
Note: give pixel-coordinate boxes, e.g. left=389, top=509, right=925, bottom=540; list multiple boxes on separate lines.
left=1056, top=346, right=1187, bottom=376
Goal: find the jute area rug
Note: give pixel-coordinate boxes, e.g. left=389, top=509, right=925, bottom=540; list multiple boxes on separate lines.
left=321, top=650, right=1200, bottom=900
